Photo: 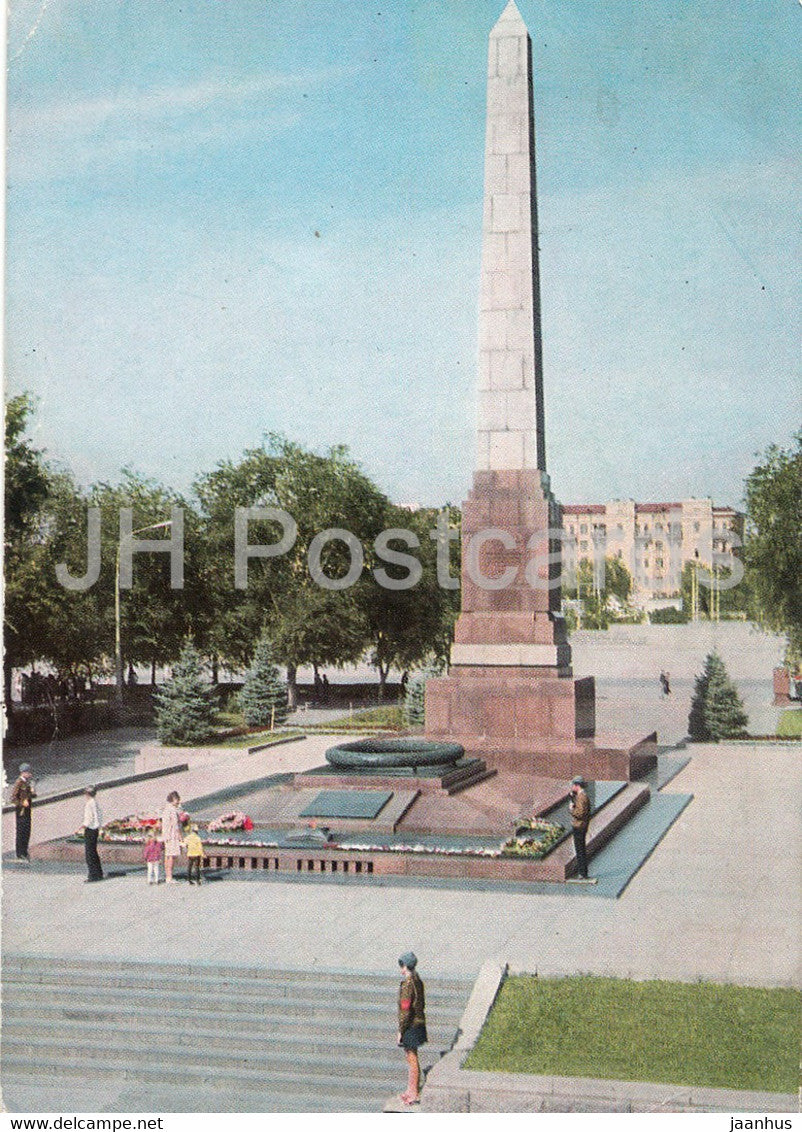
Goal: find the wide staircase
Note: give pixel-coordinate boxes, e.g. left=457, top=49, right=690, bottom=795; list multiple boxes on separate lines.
left=1, top=955, right=473, bottom=1113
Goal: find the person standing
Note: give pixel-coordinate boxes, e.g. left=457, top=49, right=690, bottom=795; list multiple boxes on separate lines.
left=82, top=786, right=104, bottom=882
left=161, top=791, right=183, bottom=884
left=11, top=764, right=36, bottom=861
left=184, top=825, right=205, bottom=886
left=568, top=775, right=592, bottom=881
left=143, top=834, right=163, bottom=885
left=397, top=951, right=427, bottom=1106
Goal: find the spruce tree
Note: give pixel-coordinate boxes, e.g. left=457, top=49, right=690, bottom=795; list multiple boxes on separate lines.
left=239, top=635, right=289, bottom=729
left=687, top=663, right=711, bottom=741
left=153, top=642, right=218, bottom=746
left=688, top=652, right=748, bottom=741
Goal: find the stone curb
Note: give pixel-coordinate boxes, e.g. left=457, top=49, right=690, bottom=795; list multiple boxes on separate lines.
left=451, top=959, right=509, bottom=1053
left=2, top=763, right=189, bottom=814
left=421, top=1058, right=797, bottom=1113
left=244, top=733, right=307, bottom=754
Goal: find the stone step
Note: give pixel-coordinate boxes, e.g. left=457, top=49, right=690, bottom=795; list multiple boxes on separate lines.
left=0, top=1013, right=460, bottom=1054
left=445, top=765, right=498, bottom=795
left=1, top=958, right=471, bottom=1115
left=4, top=1072, right=396, bottom=1114
left=0, top=1051, right=410, bottom=1100
left=1, top=984, right=465, bottom=1031
left=2, top=953, right=471, bottom=994
left=1, top=967, right=467, bottom=1007
left=0, top=991, right=464, bottom=1036
left=2, top=1033, right=410, bottom=1079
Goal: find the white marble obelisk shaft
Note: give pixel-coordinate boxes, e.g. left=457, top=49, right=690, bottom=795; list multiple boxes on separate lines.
left=476, top=0, right=546, bottom=473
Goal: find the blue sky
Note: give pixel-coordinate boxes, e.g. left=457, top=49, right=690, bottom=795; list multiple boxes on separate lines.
left=6, top=0, right=800, bottom=509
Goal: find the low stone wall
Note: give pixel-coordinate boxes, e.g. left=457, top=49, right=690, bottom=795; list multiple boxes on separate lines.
left=33, top=837, right=572, bottom=883
left=422, top=1059, right=796, bottom=1113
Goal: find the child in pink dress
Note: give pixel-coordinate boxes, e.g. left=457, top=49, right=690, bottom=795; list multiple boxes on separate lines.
left=144, top=833, right=163, bottom=885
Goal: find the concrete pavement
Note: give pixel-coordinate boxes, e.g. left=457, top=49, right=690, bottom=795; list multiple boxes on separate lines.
left=3, top=740, right=800, bottom=989
left=1, top=734, right=328, bottom=855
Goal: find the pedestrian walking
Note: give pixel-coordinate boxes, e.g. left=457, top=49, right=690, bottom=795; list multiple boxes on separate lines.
left=659, top=670, right=671, bottom=696
left=184, top=825, right=205, bottom=885
left=82, top=786, right=104, bottom=882
left=10, top=764, right=36, bottom=861
left=143, top=833, right=163, bottom=885
left=161, top=791, right=183, bottom=884
left=397, top=951, right=427, bottom=1105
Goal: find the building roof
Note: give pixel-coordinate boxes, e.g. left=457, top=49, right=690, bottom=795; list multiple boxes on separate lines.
left=561, top=500, right=742, bottom=517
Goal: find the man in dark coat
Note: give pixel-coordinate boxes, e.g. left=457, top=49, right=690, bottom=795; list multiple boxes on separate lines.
left=11, top=764, right=36, bottom=861
left=568, top=775, right=591, bottom=880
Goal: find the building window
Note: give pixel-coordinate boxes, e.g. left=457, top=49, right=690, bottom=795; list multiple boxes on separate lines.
left=580, top=524, right=587, bottom=534
left=580, top=541, right=588, bottom=552
left=694, top=522, right=700, bottom=532
left=644, top=558, right=650, bottom=568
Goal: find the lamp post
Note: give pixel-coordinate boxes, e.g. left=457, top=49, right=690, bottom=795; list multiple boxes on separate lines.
left=115, top=521, right=172, bottom=704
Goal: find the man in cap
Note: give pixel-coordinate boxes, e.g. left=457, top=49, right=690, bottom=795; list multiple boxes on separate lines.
left=11, top=764, right=36, bottom=861
left=567, top=775, right=592, bottom=882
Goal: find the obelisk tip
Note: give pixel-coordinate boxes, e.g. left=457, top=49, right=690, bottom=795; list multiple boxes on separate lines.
left=494, top=1, right=527, bottom=30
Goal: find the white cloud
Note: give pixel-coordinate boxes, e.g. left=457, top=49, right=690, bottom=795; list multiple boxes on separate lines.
left=10, top=64, right=362, bottom=134
left=7, top=62, right=362, bottom=182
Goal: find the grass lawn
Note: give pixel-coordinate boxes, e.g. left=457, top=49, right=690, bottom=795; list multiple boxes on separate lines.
left=463, top=975, right=801, bottom=1095
left=777, top=710, right=802, bottom=738
left=301, top=704, right=405, bottom=732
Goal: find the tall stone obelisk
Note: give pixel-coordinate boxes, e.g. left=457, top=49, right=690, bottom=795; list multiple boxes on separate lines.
left=426, top=1, right=597, bottom=771
left=476, top=0, right=545, bottom=476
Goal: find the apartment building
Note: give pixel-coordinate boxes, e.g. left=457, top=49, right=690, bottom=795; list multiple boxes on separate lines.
left=560, top=499, right=744, bottom=602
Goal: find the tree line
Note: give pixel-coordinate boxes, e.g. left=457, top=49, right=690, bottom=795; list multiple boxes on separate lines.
left=4, top=394, right=460, bottom=707
left=5, top=393, right=800, bottom=704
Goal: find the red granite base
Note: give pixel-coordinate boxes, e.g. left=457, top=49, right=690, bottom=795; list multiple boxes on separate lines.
left=426, top=662, right=655, bottom=781
left=427, top=668, right=595, bottom=748
left=456, top=733, right=658, bottom=782
left=31, top=780, right=649, bottom=884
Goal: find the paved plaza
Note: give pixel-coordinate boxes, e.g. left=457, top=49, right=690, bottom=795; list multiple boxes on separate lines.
left=3, top=626, right=797, bottom=1112
left=3, top=738, right=799, bottom=989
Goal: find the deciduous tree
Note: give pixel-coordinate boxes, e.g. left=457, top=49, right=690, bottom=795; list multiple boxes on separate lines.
left=743, top=434, right=802, bottom=659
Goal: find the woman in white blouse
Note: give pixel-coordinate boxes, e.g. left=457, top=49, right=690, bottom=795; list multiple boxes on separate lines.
left=82, top=786, right=104, bottom=883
